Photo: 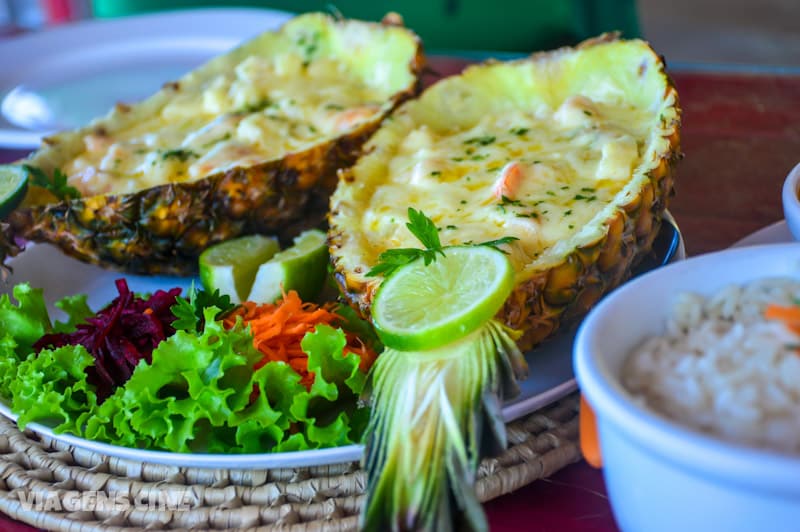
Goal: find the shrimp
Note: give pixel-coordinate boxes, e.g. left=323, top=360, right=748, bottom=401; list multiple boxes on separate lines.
left=333, top=105, right=378, bottom=132
left=492, top=161, right=525, bottom=200
left=83, top=132, right=113, bottom=154
left=554, top=95, right=600, bottom=128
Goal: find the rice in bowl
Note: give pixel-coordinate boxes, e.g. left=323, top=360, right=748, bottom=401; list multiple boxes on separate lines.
left=623, top=277, right=800, bottom=454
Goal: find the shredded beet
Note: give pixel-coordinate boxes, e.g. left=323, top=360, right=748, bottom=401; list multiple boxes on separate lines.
left=34, top=279, right=181, bottom=401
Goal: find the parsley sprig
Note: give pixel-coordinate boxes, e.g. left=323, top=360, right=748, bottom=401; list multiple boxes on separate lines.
left=366, top=208, right=519, bottom=278
left=22, top=164, right=80, bottom=200
left=170, top=284, right=236, bottom=332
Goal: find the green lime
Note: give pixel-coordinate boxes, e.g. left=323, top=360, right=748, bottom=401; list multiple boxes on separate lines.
left=247, top=229, right=329, bottom=303
left=199, top=234, right=280, bottom=303
left=371, top=245, right=514, bottom=351
left=0, top=165, right=28, bottom=219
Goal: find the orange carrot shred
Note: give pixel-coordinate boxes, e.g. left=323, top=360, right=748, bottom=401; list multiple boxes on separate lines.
left=764, top=304, right=800, bottom=335
left=223, top=290, right=377, bottom=390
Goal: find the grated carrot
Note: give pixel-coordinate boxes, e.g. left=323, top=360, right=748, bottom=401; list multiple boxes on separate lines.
left=223, top=290, right=377, bottom=390
left=764, top=304, right=800, bottom=335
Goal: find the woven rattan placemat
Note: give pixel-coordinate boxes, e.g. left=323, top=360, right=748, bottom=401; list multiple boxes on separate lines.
left=0, top=393, right=580, bottom=531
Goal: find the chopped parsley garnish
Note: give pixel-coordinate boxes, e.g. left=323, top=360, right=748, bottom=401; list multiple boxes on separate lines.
left=22, top=165, right=80, bottom=200
left=509, top=127, right=529, bottom=136
left=297, top=31, right=320, bottom=66
left=463, top=135, right=496, bottom=146
left=430, top=171, right=442, bottom=177
left=236, top=99, right=273, bottom=114
left=162, top=149, right=198, bottom=162
left=499, top=195, right=523, bottom=207
left=325, top=103, right=345, bottom=110
left=574, top=194, right=597, bottom=202
left=201, top=132, right=232, bottom=149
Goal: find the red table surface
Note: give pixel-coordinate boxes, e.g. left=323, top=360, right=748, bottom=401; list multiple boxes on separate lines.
left=2, top=59, right=800, bottom=532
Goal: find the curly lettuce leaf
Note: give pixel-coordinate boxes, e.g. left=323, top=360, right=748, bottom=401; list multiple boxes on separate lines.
left=81, top=320, right=373, bottom=453
left=289, top=324, right=371, bottom=447
left=227, top=361, right=306, bottom=453
left=335, top=304, right=384, bottom=353
left=52, top=294, right=93, bottom=333
left=0, top=335, right=19, bottom=398
left=9, top=344, right=97, bottom=434
left=0, top=285, right=374, bottom=455
left=0, top=283, right=51, bottom=355
left=85, top=307, right=260, bottom=452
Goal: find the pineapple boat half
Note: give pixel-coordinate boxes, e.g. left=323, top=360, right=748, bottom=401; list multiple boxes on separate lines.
left=329, top=34, right=681, bottom=351
left=1, top=13, right=423, bottom=275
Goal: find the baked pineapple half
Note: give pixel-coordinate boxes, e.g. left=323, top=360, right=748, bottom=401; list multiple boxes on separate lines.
left=1, top=13, right=423, bottom=275
left=329, top=34, right=681, bottom=351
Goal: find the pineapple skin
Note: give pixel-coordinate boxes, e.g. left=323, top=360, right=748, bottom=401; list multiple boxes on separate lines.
left=328, top=36, right=682, bottom=352
left=7, top=115, right=416, bottom=275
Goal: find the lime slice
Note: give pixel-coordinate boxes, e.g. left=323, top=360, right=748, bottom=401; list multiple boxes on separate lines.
left=0, top=165, right=28, bottom=219
left=247, top=228, right=329, bottom=303
left=199, top=234, right=280, bottom=303
left=371, top=245, right=514, bottom=351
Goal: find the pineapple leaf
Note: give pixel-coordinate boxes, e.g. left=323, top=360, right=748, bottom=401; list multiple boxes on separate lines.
left=360, top=319, right=528, bottom=532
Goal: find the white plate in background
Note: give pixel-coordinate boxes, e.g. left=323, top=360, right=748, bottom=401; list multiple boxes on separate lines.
left=0, top=8, right=293, bottom=149
left=733, top=220, right=792, bottom=247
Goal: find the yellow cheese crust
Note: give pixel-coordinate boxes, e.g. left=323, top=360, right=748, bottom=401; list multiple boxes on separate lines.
left=330, top=38, right=679, bottom=284
left=43, top=14, right=419, bottom=196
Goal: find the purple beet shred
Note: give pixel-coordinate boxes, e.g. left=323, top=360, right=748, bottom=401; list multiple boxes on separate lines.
left=34, top=279, right=181, bottom=401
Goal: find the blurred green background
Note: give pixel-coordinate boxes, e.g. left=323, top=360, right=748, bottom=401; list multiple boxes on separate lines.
left=91, top=0, right=639, bottom=53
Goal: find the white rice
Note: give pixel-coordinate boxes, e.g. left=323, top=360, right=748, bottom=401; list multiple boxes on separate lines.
left=623, top=277, right=800, bottom=454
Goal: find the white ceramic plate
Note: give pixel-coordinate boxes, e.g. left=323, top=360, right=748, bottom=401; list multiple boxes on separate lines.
left=0, top=215, right=683, bottom=468
left=0, top=8, right=293, bottom=149
left=733, top=220, right=792, bottom=247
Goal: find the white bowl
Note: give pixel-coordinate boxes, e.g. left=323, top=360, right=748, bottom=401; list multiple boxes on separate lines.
left=782, top=162, right=800, bottom=241
left=574, top=242, right=800, bottom=532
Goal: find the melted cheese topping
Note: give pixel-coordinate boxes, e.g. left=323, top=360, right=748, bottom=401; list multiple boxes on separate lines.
left=66, top=52, right=387, bottom=195
left=354, top=95, right=647, bottom=272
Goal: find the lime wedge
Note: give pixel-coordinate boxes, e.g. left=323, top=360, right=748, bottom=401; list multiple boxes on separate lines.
left=0, top=165, right=28, bottom=219
left=199, top=234, right=280, bottom=303
left=247, top=228, right=329, bottom=303
left=371, top=245, right=514, bottom=351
